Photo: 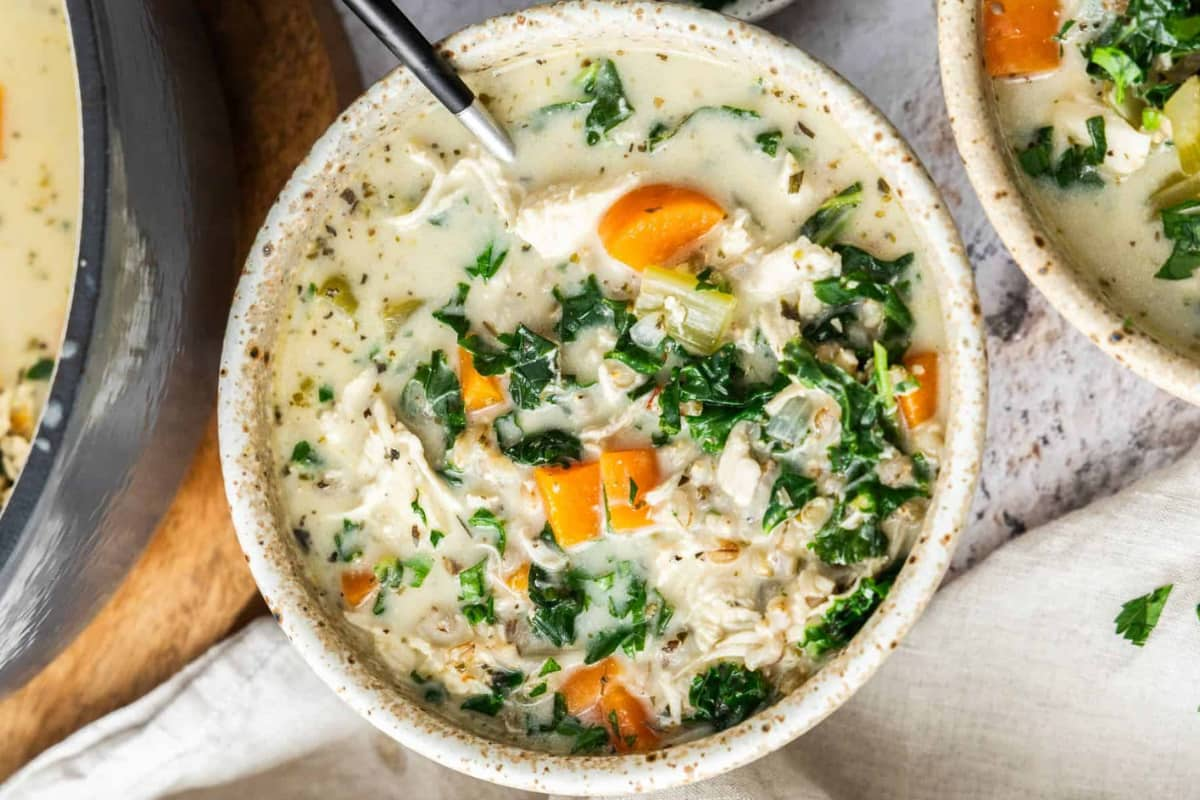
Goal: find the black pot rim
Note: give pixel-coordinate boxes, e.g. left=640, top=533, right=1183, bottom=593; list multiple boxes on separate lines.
left=0, top=0, right=109, bottom=568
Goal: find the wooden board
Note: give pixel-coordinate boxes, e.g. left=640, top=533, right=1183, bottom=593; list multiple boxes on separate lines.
left=0, top=0, right=359, bottom=780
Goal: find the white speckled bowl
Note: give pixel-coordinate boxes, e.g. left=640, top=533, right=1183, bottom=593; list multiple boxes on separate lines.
left=219, top=2, right=987, bottom=794
left=938, top=0, right=1200, bottom=404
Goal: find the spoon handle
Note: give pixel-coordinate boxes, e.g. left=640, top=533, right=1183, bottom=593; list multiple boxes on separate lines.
left=340, top=0, right=473, bottom=113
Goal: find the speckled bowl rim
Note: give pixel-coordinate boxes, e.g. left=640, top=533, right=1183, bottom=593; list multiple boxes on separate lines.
left=218, top=2, right=988, bottom=795
left=937, top=0, right=1200, bottom=404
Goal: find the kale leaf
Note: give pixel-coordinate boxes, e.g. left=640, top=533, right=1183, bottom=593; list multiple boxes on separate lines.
left=687, top=662, right=772, bottom=731
left=459, top=558, right=495, bottom=625
left=501, top=428, right=582, bottom=467
left=467, top=508, right=507, bottom=556
left=799, top=183, right=863, bottom=246
left=648, top=105, right=760, bottom=150
left=1155, top=199, right=1200, bottom=279
left=1017, top=117, right=1106, bottom=188
left=798, top=574, right=893, bottom=658
left=763, top=468, right=818, bottom=532
left=538, top=59, right=634, bottom=145
left=528, top=564, right=587, bottom=647
left=465, top=240, right=508, bottom=282
left=810, top=480, right=924, bottom=565
left=496, top=325, right=558, bottom=409
left=406, top=350, right=466, bottom=449
left=555, top=275, right=631, bottom=343
left=805, top=245, right=916, bottom=363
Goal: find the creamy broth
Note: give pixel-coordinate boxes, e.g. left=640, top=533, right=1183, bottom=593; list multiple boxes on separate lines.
left=270, top=49, right=946, bottom=752
left=992, top=0, right=1200, bottom=355
left=0, top=0, right=80, bottom=500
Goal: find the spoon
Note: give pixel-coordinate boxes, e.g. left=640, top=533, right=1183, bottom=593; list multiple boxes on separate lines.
left=340, top=0, right=517, bottom=163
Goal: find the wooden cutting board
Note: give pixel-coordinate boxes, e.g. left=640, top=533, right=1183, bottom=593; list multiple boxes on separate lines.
left=0, top=0, right=360, bottom=779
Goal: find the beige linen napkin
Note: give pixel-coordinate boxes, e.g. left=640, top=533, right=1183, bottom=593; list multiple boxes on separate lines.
left=4, top=449, right=1198, bottom=800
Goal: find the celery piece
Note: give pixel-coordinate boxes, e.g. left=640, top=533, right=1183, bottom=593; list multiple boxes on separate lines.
left=633, top=266, right=736, bottom=355
left=1166, top=76, right=1200, bottom=176
left=319, top=275, right=359, bottom=316
left=383, top=299, right=422, bottom=338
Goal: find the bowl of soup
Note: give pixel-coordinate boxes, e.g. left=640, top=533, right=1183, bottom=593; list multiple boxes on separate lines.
left=939, top=0, right=1200, bottom=403
left=220, top=1, right=986, bottom=793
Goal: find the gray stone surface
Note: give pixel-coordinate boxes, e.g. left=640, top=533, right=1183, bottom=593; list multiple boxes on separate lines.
left=336, top=0, right=1200, bottom=572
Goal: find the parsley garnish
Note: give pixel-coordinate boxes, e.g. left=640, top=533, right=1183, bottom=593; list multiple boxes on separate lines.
left=1115, top=584, right=1173, bottom=647
left=465, top=240, right=508, bottom=282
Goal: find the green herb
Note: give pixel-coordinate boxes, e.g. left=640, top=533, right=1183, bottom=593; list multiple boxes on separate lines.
left=290, top=440, right=321, bottom=466
left=1053, top=18, right=1076, bottom=43
left=410, top=671, right=447, bottom=704
left=756, top=129, right=783, bottom=157
left=810, top=481, right=924, bottom=565
left=497, top=325, right=558, bottom=409
left=805, top=246, right=916, bottom=362
left=461, top=693, right=505, bottom=716
left=406, top=350, right=466, bottom=449
left=1090, top=46, right=1142, bottom=103
left=318, top=384, right=334, bottom=403
left=459, top=558, right=495, bottom=625
left=528, top=564, right=587, bottom=647
left=538, top=59, right=635, bottom=145
left=411, top=492, right=427, bottom=524
left=584, top=624, right=643, bottom=664
left=648, top=105, right=760, bottom=150
left=468, top=508, right=507, bottom=556
left=1155, top=200, right=1200, bottom=280
left=496, top=418, right=582, bottom=467
left=652, top=589, right=674, bottom=636
left=555, top=275, right=631, bottom=343
left=334, top=519, right=363, bottom=563
left=539, top=657, right=562, bottom=676
left=694, top=267, right=730, bottom=293
left=529, top=682, right=548, bottom=698
left=539, top=523, right=562, bottom=553
left=763, top=468, right=818, bottom=532
left=402, top=554, right=433, bottom=587
left=437, top=463, right=464, bottom=486
left=688, top=663, right=771, bottom=731
left=1017, top=118, right=1107, bottom=188
left=1115, top=584, right=1174, bottom=646
left=799, top=183, right=863, bottom=246
left=1083, top=0, right=1200, bottom=108
left=371, top=556, right=405, bottom=615
left=628, top=478, right=639, bottom=506
left=25, top=358, right=54, bottom=381
left=542, top=693, right=611, bottom=753
left=465, top=241, right=509, bottom=282
left=430, top=530, right=445, bottom=547
left=798, top=574, right=893, bottom=657
left=432, top=282, right=471, bottom=339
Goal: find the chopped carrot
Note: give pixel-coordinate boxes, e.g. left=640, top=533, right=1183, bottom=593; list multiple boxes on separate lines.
left=560, top=659, right=658, bottom=751
left=598, top=184, right=725, bottom=270
left=534, top=462, right=602, bottom=548
left=600, top=684, right=660, bottom=752
left=983, top=0, right=1061, bottom=78
left=459, top=347, right=504, bottom=412
left=340, top=570, right=377, bottom=607
left=505, top=562, right=531, bottom=593
left=600, top=449, right=660, bottom=531
left=898, top=352, right=939, bottom=429
left=560, top=658, right=622, bottom=716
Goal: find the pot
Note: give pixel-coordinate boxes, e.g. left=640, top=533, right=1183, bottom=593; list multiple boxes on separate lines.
left=0, top=0, right=236, bottom=691
left=219, top=2, right=986, bottom=793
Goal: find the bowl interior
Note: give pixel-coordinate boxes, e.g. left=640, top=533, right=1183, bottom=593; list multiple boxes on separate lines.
left=937, top=0, right=1200, bottom=404
left=219, top=2, right=988, bottom=794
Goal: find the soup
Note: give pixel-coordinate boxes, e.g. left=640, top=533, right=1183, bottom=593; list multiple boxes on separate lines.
left=988, top=0, right=1200, bottom=356
left=0, top=0, right=80, bottom=503
left=269, top=48, right=946, bottom=753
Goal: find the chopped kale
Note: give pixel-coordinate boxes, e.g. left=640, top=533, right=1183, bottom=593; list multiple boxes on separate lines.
left=806, top=246, right=916, bottom=362
left=539, top=657, right=562, bottom=676
left=528, top=564, right=587, bottom=647
left=1115, top=584, right=1174, bottom=646
left=810, top=480, right=924, bottom=566
left=334, top=519, right=363, bottom=563
left=459, top=558, right=496, bottom=625
left=756, top=129, right=783, bottom=157
left=798, top=574, right=893, bottom=658
left=318, top=384, right=334, bottom=403
left=763, top=468, right=818, bottom=532
left=1155, top=199, right=1200, bottom=279
left=1016, top=117, right=1106, bottom=188
left=497, top=325, right=558, bottom=409
left=538, top=59, right=634, bottom=145
left=468, top=508, right=507, bottom=556
left=555, top=275, right=630, bottom=343
left=1084, top=0, right=1200, bottom=107
left=405, top=349, right=466, bottom=449
left=648, top=105, right=760, bottom=150
left=25, top=358, right=54, bottom=381
left=465, top=240, right=509, bottom=282
left=688, top=662, right=771, bottom=731
left=494, top=413, right=582, bottom=467
left=290, top=440, right=321, bottom=466
left=799, top=183, right=863, bottom=246
left=461, top=692, right=505, bottom=716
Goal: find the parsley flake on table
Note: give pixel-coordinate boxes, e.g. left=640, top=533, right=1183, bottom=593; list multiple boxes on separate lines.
left=1114, top=584, right=1173, bottom=647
